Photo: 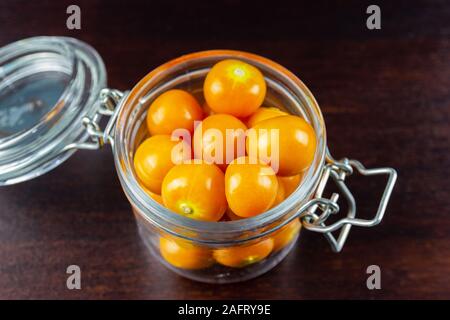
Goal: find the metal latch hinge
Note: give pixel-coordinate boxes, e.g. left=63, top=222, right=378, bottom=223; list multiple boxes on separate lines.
left=299, top=150, right=397, bottom=252
left=62, top=88, right=125, bottom=153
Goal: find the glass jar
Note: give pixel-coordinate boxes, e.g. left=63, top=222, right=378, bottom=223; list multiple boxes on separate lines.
left=0, top=37, right=397, bottom=283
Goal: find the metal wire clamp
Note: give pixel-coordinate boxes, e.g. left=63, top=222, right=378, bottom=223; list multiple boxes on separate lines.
left=62, top=88, right=125, bottom=152
left=300, top=153, right=397, bottom=252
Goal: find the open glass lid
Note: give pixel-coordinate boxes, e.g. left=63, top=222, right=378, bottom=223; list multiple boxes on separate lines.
left=0, top=36, right=107, bottom=185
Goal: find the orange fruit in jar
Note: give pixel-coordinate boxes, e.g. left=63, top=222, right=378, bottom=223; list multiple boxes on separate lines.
left=246, top=115, right=316, bottom=176
left=271, top=219, right=301, bottom=251
left=160, top=237, right=214, bottom=270
left=161, top=161, right=227, bottom=221
left=271, top=177, right=286, bottom=208
left=193, top=114, right=247, bottom=170
left=146, top=89, right=203, bottom=136
left=225, top=156, right=278, bottom=218
left=204, top=59, right=266, bottom=118
left=246, top=107, right=287, bottom=128
left=278, top=173, right=303, bottom=197
left=213, top=238, right=274, bottom=268
left=227, top=177, right=284, bottom=218
left=134, top=135, right=191, bottom=194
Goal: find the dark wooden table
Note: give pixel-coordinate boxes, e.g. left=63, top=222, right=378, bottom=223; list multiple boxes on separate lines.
left=0, top=0, right=449, bottom=299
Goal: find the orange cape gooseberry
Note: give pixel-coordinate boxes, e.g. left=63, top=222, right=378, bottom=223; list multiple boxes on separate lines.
left=271, top=177, right=286, bottom=208
left=245, top=107, right=287, bottom=128
left=146, top=89, right=203, bottom=136
left=134, top=135, right=191, bottom=194
left=161, top=161, right=227, bottom=222
left=271, top=219, right=301, bottom=251
left=278, top=173, right=303, bottom=197
left=246, top=115, right=317, bottom=176
left=204, top=59, right=266, bottom=118
left=160, top=237, right=214, bottom=270
left=193, top=114, right=247, bottom=170
left=213, top=238, right=274, bottom=268
left=225, top=156, right=279, bottom=218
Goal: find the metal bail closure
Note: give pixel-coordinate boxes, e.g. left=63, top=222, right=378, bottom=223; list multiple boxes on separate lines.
left=0, top=36, right=108, bottom=186
left=300, top=151, right=397, bottom=252
left=61, top=88, right=124, bottom=152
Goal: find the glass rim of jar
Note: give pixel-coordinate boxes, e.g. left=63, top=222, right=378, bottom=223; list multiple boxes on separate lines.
left=113, top=50, right=327, bottom=244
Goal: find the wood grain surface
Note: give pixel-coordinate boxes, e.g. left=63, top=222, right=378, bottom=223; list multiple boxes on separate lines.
left=0, top=0, right=449, bottom=299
